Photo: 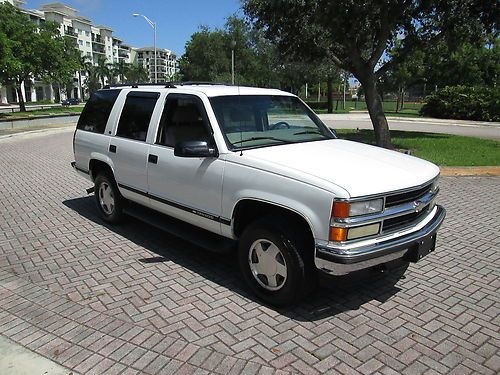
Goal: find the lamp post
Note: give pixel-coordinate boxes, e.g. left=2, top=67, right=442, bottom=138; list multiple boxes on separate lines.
left=230, top=40, right=236, bottom=85
left=133, top=13, right=157, bottom=83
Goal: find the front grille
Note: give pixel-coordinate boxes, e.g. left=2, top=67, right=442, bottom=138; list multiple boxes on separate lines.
left=385, top=183, right=432, bottom=208
left=382, top=208, right=429, bottom=232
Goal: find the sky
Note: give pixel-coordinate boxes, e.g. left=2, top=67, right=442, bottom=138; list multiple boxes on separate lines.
left=24, top=0, right=243, bottom=55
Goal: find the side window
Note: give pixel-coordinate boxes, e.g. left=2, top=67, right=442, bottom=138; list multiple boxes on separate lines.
left=116, top=91, right=159, bottom=141
left=156, top=95, right=211, bottom=147
left=76, top=89, right=120, bottom=133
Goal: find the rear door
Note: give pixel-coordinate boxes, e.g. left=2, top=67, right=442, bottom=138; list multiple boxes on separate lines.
left=109, top=91, right=160, bottom=205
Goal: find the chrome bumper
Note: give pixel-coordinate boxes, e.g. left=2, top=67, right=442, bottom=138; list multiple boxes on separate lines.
left=315, top=205, right=446, bottom=275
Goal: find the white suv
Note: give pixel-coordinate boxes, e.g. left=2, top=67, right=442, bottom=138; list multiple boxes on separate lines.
left=72, top=83, right=446, bottom=306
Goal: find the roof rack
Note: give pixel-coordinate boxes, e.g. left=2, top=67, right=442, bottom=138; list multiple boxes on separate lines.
left=174, top=81, right=232, bottom=86
left=103, top=82, right=177, bottom=89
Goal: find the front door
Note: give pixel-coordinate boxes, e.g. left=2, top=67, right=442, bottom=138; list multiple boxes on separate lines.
left=147, top=94, right=225, bottom=234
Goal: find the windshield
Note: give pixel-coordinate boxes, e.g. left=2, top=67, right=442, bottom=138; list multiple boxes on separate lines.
left=210, top=95, right=335, bottom=150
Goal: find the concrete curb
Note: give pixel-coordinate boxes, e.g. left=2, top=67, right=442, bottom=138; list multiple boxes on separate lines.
left=0, top=124, right=74, bottom=141
left=441, top=166, right=500, bottom=177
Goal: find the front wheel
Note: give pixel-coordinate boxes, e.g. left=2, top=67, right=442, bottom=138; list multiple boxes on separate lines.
left=238, top=218, right=316, bottom=306
left=94, top=173, right=124, bottom=224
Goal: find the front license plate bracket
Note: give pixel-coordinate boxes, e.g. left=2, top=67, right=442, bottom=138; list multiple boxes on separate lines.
left=405, top=234, right=437, bottom=263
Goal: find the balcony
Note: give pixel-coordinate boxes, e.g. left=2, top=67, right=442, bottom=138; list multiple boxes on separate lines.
left=65, top=27, right=77, bottom=37
left=91, top=35, right=105, bottom=45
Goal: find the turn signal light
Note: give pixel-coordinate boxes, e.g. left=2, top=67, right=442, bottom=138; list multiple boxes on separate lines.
left=332, top=202, right=350, bottom=218
left=329, top=227, right=347, bottom=242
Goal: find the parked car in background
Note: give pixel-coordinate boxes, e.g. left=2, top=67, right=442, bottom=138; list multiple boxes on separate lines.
left=61, top=98, right=80, bottom=106
left=72, top=83, right=446, bottom=306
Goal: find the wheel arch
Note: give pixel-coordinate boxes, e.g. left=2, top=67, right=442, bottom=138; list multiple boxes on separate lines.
left=88, top=156, right=115, bottom=182
left=231, top=198, right=316, bottom=248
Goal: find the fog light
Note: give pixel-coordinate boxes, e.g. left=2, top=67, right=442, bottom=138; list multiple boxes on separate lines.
left=347, top=223, right=381, bottom=240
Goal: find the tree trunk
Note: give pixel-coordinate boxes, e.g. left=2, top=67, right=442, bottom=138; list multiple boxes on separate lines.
left=362, top=75, right=393, bottom=149
left=396, top=85, right=401, bottom=113
left=78, top=71, right=84, bottom=100
left=400, top=87, right=405, bottom=111
left=327, top=76, right=333, bottom=113
left=15, top=85, right=26, bottom=112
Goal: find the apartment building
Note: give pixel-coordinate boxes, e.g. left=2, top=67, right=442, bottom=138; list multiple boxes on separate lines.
left=0, top=1, right=137, bottom=104
left=136, top=47, right=179, bottom=83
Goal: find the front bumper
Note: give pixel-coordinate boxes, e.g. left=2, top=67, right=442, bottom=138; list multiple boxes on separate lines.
left=315, top=205, right=446, bottom=275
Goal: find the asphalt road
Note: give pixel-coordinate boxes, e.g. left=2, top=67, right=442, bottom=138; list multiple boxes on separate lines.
left=319, top=114, right=500, bottom=140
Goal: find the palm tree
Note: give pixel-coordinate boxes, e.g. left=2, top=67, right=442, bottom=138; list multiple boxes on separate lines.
left=95, top=56, right=112, bottom=88
left=84, top=66, right=101, bottom=95
left=125, top=63, right=150, bottom=83
left=112, top=60, right=129, bottom=83
left=77, top=54, right=92, bottom=100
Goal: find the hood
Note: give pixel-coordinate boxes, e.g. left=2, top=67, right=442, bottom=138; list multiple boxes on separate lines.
left=236, top=139, right=440, bottom=198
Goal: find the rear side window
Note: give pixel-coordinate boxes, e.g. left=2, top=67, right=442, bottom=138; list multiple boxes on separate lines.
left=76, top=89, right=120, bottom=133
left=116, top=91, right=160, bottom=141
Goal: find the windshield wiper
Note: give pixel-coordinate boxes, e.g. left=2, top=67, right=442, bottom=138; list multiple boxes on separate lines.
left=233, top=136, right=292, bottom=145
left=293, top=130, right=323, bottom=136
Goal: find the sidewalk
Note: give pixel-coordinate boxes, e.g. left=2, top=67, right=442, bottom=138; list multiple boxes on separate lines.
left=0, top=335, right=76, bottom=375
left=319, top=112, right=500, bottom=127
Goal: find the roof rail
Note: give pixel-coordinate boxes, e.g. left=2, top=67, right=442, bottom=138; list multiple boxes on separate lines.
left=174, top=81, right=232, bottom=86
left=103, top=82, right=177, bottom=89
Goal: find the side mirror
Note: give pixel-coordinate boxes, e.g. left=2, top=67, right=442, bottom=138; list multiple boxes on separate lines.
left=174, top=140, right=217, bottom=158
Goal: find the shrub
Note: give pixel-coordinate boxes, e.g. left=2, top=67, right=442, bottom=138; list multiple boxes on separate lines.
left=420, top=86, right=500, bottom=122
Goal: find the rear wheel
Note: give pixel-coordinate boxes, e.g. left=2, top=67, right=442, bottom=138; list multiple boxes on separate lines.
left=94, top=173, right=124, bottom=223
left=238, top=217, right=317, bottom=306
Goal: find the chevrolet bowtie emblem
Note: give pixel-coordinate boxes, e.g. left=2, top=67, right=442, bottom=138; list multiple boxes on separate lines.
left=413, top=200, right=424, bottom=212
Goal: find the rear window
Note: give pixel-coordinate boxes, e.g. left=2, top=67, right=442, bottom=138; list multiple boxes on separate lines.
left=116, top=91, right=160, bottom=141
left=76, top=89, right=120, bottom=133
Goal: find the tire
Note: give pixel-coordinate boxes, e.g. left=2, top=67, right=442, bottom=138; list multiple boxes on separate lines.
left=238, top=217, right=317, bottom=306
left=94, top=172, right=124, bottom=224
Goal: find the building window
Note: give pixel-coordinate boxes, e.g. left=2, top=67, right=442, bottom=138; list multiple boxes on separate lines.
left=78, top=40, right=83, bottom=46
left=86, top=41, right=90, bottom=47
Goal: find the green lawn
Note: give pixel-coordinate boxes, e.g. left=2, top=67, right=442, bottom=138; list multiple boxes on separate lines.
left=336, top=129, right=500, bottom=166
left=0, top=106, right=83, bottom=119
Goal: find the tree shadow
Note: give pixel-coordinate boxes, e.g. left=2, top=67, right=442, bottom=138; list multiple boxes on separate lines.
left=63, top=196, right=407, bottom=322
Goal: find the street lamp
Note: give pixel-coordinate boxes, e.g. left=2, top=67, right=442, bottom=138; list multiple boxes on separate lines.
left=133, top=13, right=157, bottom=83
left=230, top=40, right=236, bottom=85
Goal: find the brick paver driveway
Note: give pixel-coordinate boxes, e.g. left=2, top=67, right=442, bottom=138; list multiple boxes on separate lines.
left=0, top=129, right=498, bottom=375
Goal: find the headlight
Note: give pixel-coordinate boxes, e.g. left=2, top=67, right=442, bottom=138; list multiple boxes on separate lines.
left=332, top=198, right=384, bottom=218
left=349, top=199, right=384, bottom=216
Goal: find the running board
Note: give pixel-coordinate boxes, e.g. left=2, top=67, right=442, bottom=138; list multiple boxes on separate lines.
left=123, top=202, right=236, bottom=254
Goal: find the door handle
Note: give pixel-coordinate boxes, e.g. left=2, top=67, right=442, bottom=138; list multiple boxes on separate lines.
left=148, top=154, right=158, bottom=164
left=109, top=144, right=117, bottom=153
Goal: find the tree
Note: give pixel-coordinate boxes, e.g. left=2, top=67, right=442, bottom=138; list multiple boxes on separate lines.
left=112, top=60, right=129, bottom=83
left=124, top=63, right=149, bottom=83
left=83, top=66, right=100, bottom=96
left=77, top=54, right=92, bottom=100
left=243, top=0, right=498, bottom=148
left=0, top=3, right=79, bottom=111
left=43, top=32, right=81, bottom=101
left=95, top=56, right=112, bottom=88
